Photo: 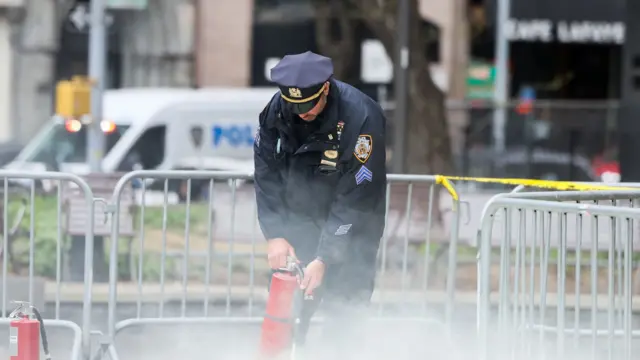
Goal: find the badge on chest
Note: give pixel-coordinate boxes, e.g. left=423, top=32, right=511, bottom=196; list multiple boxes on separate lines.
left=320, top=149, right=338, bottom=166
left=318, top=121, right=344, bottom=173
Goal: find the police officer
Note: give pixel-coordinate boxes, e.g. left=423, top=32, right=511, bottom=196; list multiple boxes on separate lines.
left=254, top=51, right=387, bottom=353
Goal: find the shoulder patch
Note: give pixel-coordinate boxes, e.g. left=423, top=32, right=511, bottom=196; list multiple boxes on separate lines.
left=354, top=135, right=372, bottom=163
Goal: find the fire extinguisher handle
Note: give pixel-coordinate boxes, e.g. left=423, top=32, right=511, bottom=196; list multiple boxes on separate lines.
left=283, top=256, right=305, bottom=281
left=8, top=301, right=30, bottom=318
left=282, top=257, right=313, bottom=300
left=292, top=263, right=304, bottom=283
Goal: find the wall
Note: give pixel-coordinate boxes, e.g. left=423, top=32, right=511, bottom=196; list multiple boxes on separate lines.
left=119, top=0, right=195, bottom=87
left=419, top=0, right=454, bottom=89
left=195, top=0, right=254, bottom=87
left=11, top=0, right=59, bottom=144
left=0, top=15, right=11, bottom=142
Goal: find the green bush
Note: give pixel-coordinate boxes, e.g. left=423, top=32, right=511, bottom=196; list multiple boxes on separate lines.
left=3, top=194, right=210, bottom=280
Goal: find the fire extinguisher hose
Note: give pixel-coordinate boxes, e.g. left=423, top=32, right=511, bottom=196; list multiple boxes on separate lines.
left=30, top=306, right=51, bottom=360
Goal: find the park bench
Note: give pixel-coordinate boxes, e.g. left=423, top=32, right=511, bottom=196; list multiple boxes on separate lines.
left=61, top=173, right=136, bottom=282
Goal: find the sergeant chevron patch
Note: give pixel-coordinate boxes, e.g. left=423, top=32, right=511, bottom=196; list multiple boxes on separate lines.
left=355, top=165, right=373, bottom=185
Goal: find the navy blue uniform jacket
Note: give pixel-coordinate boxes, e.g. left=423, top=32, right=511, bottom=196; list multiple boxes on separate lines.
left=254, top=80, right=387, bottom=296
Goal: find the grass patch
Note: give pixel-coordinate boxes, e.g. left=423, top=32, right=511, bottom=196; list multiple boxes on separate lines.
left=2, top=194, right=212, bottom=279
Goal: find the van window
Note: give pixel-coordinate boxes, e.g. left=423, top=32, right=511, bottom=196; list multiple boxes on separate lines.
left=23, top=122, right=129, bottom=170
left=118, top=125, right=166, bottom=171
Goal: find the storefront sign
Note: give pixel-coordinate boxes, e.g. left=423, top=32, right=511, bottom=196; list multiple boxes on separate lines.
left=505, top=19, right=625, bottom=44
left=466, top=61, right=496, bottom=100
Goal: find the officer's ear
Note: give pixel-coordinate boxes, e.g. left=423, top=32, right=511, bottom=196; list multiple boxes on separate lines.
left=323, top=81, right=330, bottom=96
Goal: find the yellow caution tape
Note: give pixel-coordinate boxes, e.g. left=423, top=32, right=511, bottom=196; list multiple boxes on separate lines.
left=435, top=176, right=460, bottom=201
left=435, top=175, right=638, bottom=202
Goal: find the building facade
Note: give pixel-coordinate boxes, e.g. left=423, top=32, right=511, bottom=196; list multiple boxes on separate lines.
left=195, top=0, right=463, bottom=91
left=3, top=0, right=622, bottom=148
left=0, top=0, right=194, bottom=145
left=0, top=0, right=464, bottom=145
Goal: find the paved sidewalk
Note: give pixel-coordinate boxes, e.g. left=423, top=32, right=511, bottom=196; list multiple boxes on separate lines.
left=44, top=281, right=640, bottom=311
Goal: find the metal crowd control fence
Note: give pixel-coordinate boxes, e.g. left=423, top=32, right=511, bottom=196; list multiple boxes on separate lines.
left=0, top=171, right=96, bottom=360
left=100, top=170, right=461, bottom=360
left=476, top=188, right=640, bottom=360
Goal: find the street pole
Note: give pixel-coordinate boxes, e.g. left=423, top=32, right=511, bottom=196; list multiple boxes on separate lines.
left=392, top=0, right=410, bottom=174
left=492, top=0, right=511, bottom=154
left=79, top=5, right=109, bottom=357
left=88, top=0, right=107, bottom=173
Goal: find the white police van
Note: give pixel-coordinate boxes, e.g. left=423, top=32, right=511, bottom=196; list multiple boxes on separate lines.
left=5, top=87, right=276, bottom=198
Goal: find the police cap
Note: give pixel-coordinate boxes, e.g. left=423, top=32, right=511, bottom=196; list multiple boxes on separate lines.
left=270, top=51, right=334, bottom=114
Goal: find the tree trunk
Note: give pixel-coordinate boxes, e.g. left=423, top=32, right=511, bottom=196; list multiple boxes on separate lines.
left=406, top=64, right=453, bottom=175
left=311, top=0, right=358, bottom=82
left=312, top=0, right=454, bottom=173
left=353, top=0, right=453, bottom=175
left=347, top=0, right=453, bottom=233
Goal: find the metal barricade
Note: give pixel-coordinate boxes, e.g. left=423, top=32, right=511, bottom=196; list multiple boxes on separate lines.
left=477, top=189, right=640, bottom=360
left=101, top=170, right=461, bottom=360
left=0, top=171, right=96, bottom=360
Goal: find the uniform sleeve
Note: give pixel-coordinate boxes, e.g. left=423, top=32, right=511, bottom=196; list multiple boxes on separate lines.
left=254, top=107, right=288, bottom=240
left=316, top=113, right=387, bottom=265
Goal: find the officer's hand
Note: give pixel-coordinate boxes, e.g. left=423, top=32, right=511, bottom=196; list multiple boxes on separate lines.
left=301, top=259, right=325, bottom=297
left=267, top=238, right=297, bottom=269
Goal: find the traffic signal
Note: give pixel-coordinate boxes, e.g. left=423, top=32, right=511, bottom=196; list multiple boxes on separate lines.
left=55, top=76, right=92, bottom=118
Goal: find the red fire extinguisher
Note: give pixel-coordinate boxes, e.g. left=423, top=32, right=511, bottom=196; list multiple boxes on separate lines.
left=9, top=301, right=50, bottom=360
left=258, top=258, right=307, bottom=359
